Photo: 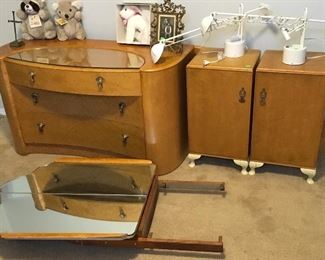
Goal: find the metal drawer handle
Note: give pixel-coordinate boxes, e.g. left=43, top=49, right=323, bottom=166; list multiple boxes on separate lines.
left=239, top=88, right=246, bottom=103
left=122, top=134, right=129, bottom=145
left=29, top=72, right=36, bottom=84
left=119, top=102, right=127, bottom=114
left=61, top=200, right=69, bottom=211
left=31, top=93, right=39, bottom=104
left=119, top=207, right=126, bottom=219
left=37, top=122, right=45, bottom=133
left=260, top=88, right=267, bottom=106
left=96, top=76, right=104, bottom=89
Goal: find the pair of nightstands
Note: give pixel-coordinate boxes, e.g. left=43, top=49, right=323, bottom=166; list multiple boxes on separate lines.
left=187, top=49, right=325, bottom=184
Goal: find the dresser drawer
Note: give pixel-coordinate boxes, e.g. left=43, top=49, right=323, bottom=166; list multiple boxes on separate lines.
left=19, top=111, right=146, bottom=158
left=5, top=59, right=142, bottom=96
left=13, top=85, right=144, bottom=128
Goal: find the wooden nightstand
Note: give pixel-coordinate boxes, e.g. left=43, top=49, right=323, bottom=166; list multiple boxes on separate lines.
left=186, top=49, right=260, bottom=174
left=250, top=50, right=325, bottom=183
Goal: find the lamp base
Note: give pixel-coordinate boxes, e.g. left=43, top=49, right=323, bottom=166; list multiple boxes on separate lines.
left=224, top=39, right=246, bottom=58
left=282, top=45, right=307, bottom=65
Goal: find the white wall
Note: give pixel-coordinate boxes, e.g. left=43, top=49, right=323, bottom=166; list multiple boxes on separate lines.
left=0, top=0, right=325, bottom=112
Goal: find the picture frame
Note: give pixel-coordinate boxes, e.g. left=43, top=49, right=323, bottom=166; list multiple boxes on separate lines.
left=116, top=3, right=153, bottom=45
left=151, top=0, right=186, bottom=50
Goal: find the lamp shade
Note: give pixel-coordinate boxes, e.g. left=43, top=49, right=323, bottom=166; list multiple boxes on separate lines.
left=151, top=42, right=166, bottom=64
left=201, top=15, right=214, bottom=34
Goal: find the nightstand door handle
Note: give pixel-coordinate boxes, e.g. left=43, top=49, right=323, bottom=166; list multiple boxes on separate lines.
left=239, top=88, right=246, bottom=103
left=37, top=122, right=46, bottom=133
left=31, top=93, right=39, bottom=104
left=96, top=76, right=104, bottom=89
left=29, top=72, right=36, bottom=84
left=122, top=134, right=129, bottom=145
left=119, top=102, right=127, bottom=114
left=260, top=88, right=268, bottom=106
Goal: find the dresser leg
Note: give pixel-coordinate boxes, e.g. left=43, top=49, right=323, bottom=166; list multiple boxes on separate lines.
left=188, top=154, right=202, bottom=168
left=300, top=168, right=316, bottom=184
left=248, top=161, right=264, bottom=176
left=233, top=160, right=249, bottom=175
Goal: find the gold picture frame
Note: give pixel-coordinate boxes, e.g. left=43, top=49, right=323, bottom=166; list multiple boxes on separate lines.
left=151, top=0, right=186, bottom=52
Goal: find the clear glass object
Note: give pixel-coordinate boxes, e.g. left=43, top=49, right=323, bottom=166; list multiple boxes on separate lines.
left=7, top=48, right=145, bottom=69
left=0, top=161, right=154, bottom=239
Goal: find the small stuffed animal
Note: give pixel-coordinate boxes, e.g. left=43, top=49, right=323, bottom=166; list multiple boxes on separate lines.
left=52, top=0, right=86, bottom=41
left=119, top=5, right=149, bottom=44
left=16, top=0, right=57, bottom=40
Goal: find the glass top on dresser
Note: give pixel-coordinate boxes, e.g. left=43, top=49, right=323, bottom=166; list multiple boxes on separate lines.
left=7, top=47, right=145, bottom=69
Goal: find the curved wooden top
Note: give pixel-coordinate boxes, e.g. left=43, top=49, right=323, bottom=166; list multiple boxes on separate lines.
left=0, top=39, right=194, bottom=72
left=187, top=49, right=260, bottom=72
left=257, top=50, right=325, bottom=75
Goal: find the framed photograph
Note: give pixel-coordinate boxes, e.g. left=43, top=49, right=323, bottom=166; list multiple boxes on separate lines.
left=116, top=3, right=153, bottom=45
left=151, top=0, right=186, bottom=48
left=157, top=14, right=176, bottom=42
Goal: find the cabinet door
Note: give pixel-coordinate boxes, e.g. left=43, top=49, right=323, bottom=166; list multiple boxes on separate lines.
left=251, top=72, right=325, bottom=168
left=187, top=69, right=253, bottom=160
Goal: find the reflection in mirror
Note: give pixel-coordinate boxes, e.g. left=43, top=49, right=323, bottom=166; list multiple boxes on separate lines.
left=7, top=48, right=145, bottom=69
left=0, top=159, right=155, bottom=240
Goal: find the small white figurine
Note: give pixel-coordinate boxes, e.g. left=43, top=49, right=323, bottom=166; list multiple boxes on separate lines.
left=119, top=5, right=149, bottom=44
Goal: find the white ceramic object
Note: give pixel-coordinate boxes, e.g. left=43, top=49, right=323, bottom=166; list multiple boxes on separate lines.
left=233, top=159, right=249, bottom=175
left=300, top=168, right=316, bottom=184
left=248, top=161, right=264, bottom=176
left=188, top=154, right=202, bottom=168
left=224, top=39, right=246, bottom=58
left=282, top=45, right=307, bottom=65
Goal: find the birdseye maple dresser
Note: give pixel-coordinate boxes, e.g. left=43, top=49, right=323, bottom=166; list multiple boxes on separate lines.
left=0, top=40, right=195, bottom=175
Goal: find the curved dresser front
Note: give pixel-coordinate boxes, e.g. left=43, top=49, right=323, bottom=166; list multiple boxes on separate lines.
left=0, top=40, right=195, bottom=175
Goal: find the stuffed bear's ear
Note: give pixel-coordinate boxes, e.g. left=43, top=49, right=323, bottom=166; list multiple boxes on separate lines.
left=52, top=2, right=59, bottom=11
left=72, top=1, right=83, bottom=10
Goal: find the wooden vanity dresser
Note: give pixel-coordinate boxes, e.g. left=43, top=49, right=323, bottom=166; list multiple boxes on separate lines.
left=0, top=40, right=194, bottom=175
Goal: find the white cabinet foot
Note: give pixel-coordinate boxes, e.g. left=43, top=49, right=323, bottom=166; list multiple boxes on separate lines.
left=233, top=160, right=249, bottom=175
left=248, top=161, right=264, bottom=176
left=300, top=168, right=316, bottom=184
left=188, top=154, right=202, bottom=168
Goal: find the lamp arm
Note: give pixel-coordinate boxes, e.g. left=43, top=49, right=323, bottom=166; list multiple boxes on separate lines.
left=160, top=27, right=202, bottom=43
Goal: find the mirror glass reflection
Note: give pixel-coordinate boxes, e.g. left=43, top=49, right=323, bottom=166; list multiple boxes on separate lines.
left=0, top=161, right=154, bottom=239
left=8, top=48, right=145, bottom=69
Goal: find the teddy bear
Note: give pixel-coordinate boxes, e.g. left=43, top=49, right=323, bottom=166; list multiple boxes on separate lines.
left=16, top=0, right=57, bottom=40
left=52, top=0, right=86, bottom=41
left=119, top=5, right=149, bottom=44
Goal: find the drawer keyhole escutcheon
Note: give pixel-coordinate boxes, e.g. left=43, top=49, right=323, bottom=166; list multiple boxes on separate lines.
left=31, top=93, right=39, bottom=104
left=96, top=76, right=104, bottom=89
left=260, top=88, right=268, bottom=106
left=29, top=72, right=36, bottom=84
left=37, top=122, right=45, bottom=133
left=122, top=134, right=129, bottom=145
left=239, top=88, right=246, bottom=103
left=119, top=102, right=127, bottom=114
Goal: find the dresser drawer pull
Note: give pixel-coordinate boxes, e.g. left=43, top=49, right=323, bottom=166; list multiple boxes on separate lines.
left=31, top=93, right=39, bottom=104
left=119, top=207, right=126, bottom=219
left=119, top=102, right=127, bottom=114
left=96, top=76, right=104, bottom=89
left=239, top=88, right=246, bottom=103
left=260, top=88, right=267, bottom=106
left=37, top=122, right=46, bottom=133
left=29, top=72, right=36, bottom=84
left=122, top=134, right=129, bottom=145
left=61, top=200, right=69, bottom=211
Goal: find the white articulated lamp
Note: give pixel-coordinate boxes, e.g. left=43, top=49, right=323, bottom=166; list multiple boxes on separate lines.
left=244, top=8, right=325, bottom=65
left=151, top=4, right=325, bottom=65
left=151, top=3, right=270, bottom=64
left=204, top=3, right=270, bottom=58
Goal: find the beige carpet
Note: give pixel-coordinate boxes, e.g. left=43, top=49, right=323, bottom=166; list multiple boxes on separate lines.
left=0, top=116, right=324, bottom=260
